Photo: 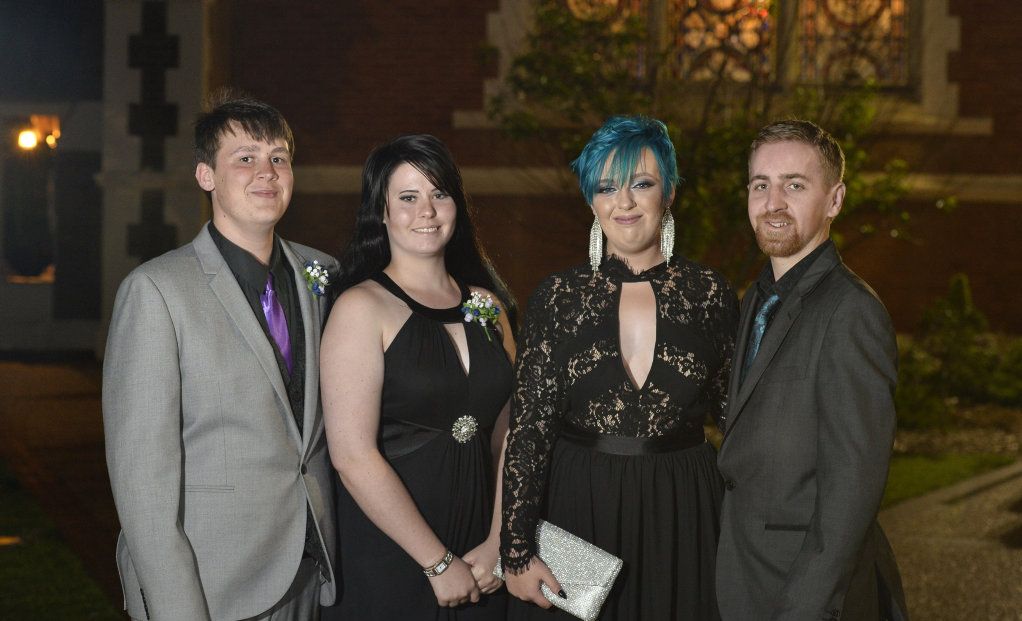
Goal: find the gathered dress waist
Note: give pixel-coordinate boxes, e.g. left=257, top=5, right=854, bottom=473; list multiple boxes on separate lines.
left=559, top=422, right=705, bottom=456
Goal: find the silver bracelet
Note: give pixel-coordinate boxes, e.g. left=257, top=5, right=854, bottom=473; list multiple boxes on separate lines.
left=422, top=549, right=454, bottom=577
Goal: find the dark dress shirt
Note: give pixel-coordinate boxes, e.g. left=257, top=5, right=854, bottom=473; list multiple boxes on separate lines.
left=208, top=222, right=306, bottom=434
left=740, top=240, right=834, bottom=375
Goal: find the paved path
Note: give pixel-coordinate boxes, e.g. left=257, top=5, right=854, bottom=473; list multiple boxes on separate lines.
left=880, top=459, right=1022, bottom=620
left=2, top=357, right=1021, bottom=619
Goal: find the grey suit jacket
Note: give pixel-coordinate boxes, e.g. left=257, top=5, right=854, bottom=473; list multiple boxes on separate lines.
left=716, top=243, right=907, bottom=621
left=103, top=225, right=339, bottom=621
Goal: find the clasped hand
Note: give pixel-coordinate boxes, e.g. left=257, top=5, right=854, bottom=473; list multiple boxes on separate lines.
left=428, top=540, right=504, bottom=608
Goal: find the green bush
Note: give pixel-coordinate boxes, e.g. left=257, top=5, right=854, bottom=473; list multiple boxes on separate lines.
left=897, top=274, right=1022, bottom=428
left=979, top=335, right=1022, bottom=407
left=895, top=338, right=952, bottom=430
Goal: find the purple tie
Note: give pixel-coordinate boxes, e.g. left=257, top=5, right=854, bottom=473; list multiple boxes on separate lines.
left=260, top=273, right=292, bottom=374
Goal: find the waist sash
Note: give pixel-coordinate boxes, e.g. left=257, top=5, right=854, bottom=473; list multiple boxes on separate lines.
left=559, top=423, right=705, bottom=456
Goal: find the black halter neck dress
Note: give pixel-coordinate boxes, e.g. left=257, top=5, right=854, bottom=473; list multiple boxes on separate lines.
left=326, top=273, right=511, bottom=620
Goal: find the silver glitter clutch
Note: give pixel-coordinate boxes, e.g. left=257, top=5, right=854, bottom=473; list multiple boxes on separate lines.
left=494, top=520, right=623, bottom=621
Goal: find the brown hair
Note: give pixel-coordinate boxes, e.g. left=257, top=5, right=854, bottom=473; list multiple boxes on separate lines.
left=750, top=119, right=845, bottom=186
left=194, top=88, right=294, bottom=167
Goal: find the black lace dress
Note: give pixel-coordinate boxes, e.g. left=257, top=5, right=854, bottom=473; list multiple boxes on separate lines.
left=500, top=257, right=738, bottom=620
left=325, top=273, right=511, bottom=620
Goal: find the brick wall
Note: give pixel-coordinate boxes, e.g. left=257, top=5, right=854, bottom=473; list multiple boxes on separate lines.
left=228, top=0, right=502, bottom=165
left=232, top=1, right=1022, bottom=332
left=857, top=1, right=1022, bottom=331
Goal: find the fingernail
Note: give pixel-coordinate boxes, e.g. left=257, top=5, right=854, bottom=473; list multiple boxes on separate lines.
left=558, top=589, right=567, bottom=599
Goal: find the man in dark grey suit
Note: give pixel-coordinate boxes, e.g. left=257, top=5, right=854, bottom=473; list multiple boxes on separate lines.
left=716, top=120, right=907, bottom=621
left=103, top=95, right=338, bottom=620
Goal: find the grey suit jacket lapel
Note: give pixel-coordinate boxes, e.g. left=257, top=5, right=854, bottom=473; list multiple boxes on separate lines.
left=724, top=243, right=842, bottom=439
left=194, top=227, right=301, bottom=447
left=281, top=240, right=323, bottom=457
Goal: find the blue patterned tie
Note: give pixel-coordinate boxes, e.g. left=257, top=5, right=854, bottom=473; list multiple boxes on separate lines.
left=742, top=292, right=781, bottom=382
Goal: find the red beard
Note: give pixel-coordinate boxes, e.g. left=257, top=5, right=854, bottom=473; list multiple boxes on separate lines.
left=753, top=213, right=805, bottom=258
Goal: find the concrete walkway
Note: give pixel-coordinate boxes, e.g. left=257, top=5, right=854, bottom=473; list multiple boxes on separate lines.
left=1, top=357, right=1021, bottom=618
left=880, top=459, right=1022, bottom=620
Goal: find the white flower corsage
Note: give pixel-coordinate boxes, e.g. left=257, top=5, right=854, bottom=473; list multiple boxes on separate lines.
left=303, top=260, right=330, bottom=297
left=461, top=291, right=501, bottom=342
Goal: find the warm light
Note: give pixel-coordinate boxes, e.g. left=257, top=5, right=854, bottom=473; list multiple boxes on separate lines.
left=18, top=130, right=39, bottom=150
left=0, top=536, right=23, bottom=546
left=18, top=115, right=61, bottom=150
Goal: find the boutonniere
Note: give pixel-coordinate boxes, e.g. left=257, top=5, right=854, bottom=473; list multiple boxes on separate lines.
left=461, top=291, right=501, bottom=342
left=302, top=260, right=330, bottom=297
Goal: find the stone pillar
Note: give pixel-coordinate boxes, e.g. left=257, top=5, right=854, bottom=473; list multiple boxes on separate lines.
left=98, top=0, right=209, bottom=354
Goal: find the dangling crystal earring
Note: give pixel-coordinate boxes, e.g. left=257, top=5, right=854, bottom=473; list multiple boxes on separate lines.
left=660, top=210, right=675, bottom=264
left=589, top=216, right=603, bottom=272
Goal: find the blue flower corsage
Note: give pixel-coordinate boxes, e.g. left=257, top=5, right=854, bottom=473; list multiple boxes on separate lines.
left=303, top=260, right=330, bottom=297
left=461, top=291, right=501, bottom=342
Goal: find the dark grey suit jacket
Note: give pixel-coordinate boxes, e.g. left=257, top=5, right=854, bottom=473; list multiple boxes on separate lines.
left=716, top=243, right=907, bottom=621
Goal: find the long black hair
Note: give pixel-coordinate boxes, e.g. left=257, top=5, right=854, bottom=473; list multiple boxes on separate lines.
left=335, top=134, right=518, bottom=331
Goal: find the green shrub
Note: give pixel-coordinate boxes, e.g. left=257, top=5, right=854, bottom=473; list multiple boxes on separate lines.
left=979, top=335, right=1022, bottom=407
left=895, top=338, right=952, bottom=429
left=899, top=274, right=1022, bottom=424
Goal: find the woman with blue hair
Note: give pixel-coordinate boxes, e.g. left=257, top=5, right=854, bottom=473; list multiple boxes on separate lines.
left=498, top=116, right=738, bottom=619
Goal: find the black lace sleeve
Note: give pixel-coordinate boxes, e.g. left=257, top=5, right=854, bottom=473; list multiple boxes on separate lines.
left=500, top=276, right=564, bottom=573
left=710, top=274, right=740, bottom=432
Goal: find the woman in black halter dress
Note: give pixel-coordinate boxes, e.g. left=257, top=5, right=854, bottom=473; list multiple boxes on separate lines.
left=320, top=135, right=516, bottom=619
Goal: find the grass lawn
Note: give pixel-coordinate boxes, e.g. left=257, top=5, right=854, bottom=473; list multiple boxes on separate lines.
left=882, top=453, right=1017, bottom=508
left=0, top=463, right=123, bottom=620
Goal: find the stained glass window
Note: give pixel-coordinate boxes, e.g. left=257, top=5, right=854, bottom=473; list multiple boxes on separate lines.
left=799, top=0, right=909, bottom=86
left=671, top=0, right=773, bottom=82
left=564, top=0, right=911, bottom=87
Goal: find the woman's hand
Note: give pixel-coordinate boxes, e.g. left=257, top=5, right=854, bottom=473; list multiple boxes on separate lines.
left=428, top=555, right=481, bottom=608
left=462, top=537, right=503, bottom=594
left=504, top=556, right=565, bottom=609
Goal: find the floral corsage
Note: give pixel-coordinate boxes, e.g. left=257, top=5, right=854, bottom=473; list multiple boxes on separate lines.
left=302, top=260, right=330, bottom=297
left=461, top=291, right=501, bottom=342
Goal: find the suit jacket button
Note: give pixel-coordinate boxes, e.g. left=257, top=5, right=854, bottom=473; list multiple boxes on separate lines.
left=300, top=464, right=308, bottom=475
left=725, top=479, right=736, bottom=491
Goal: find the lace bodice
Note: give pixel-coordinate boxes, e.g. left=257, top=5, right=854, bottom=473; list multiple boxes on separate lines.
left=499, top=256, right=738, bottom=571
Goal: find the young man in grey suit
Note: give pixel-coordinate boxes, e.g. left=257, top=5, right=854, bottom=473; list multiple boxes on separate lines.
left=716, top=120, right=907, bottom=621
left=103, top=95, right=338, bottom=620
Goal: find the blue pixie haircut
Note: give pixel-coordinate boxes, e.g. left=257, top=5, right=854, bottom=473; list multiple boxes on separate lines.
left=571, top=115, right=679, bottom=206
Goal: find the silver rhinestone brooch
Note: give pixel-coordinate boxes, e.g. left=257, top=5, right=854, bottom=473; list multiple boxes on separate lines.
left=451, top=415, right=478, bottom=444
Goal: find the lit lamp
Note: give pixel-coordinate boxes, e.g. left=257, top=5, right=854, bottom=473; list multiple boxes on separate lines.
left=15, top=115, right=60, bottom=151
left=17, top=129, right=39, bottom=150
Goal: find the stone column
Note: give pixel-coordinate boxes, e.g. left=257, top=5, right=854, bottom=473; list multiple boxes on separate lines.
left=98, top=0, right=209, bottom=354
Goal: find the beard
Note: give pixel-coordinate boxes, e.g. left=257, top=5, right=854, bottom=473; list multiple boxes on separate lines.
left=753, top=213, right=807, bottom=258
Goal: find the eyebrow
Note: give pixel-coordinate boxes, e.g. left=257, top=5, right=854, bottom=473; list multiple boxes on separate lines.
left=749, top=173, right=809, bottom=182
left=598, top=171, right=657, bottom=184
left=228, top=145, right=290, bottom=156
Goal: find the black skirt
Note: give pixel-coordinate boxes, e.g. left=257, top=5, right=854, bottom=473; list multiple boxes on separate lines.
left=508, top=437, right=723, bottom=621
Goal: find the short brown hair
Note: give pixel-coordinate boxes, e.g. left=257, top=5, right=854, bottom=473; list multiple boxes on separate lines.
left=750, top=119, right=845, bottom=185
left=194, top=89, right=294, bottom=167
